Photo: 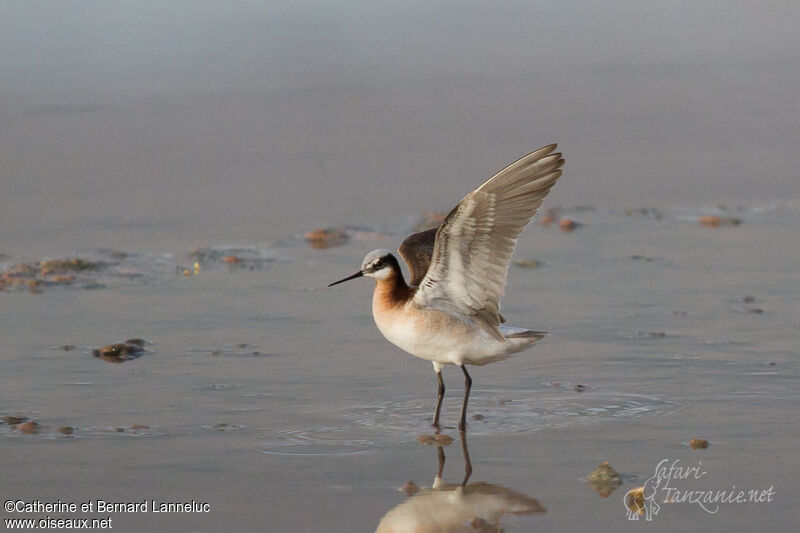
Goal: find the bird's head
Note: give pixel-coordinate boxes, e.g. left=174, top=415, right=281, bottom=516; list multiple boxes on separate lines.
left=328, top=249, right=396, bottom=286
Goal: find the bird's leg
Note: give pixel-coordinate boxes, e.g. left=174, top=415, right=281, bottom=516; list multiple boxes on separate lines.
left=437, top=445, right=446, bottom=479
left=458, top=365, right=472, bottom=431
left=460, top=429, right=473, bottom=487
left=433, top=370, right=445, bottom=429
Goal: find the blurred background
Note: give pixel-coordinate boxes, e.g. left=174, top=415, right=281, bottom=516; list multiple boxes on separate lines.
left=2, top=0, right=798, bottom=256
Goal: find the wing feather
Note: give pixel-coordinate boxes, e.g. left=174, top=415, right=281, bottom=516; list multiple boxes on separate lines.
left=397, top=228, right=437, bottom=286
left=413, top=145, right=564, bottom=340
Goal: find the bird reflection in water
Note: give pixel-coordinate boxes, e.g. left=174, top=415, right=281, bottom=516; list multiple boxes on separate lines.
left=376, top=432, right=546, bottom=532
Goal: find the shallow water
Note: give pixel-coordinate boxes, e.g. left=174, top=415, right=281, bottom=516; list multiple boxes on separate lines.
left=2, top=2, right=799, bottom=532
left=2, top=206, right=798, bottom=531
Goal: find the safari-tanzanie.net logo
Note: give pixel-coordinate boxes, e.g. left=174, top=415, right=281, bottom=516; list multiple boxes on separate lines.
left=623, top=458, right=775, bottom=521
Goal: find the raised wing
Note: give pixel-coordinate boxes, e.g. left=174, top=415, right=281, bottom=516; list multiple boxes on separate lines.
left=413, top=144, right=564, bottom=340
left=398, top=228, right=437, bottom=286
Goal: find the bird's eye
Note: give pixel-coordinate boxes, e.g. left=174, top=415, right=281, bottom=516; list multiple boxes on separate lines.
left=374, top=259, right=383, bottom=268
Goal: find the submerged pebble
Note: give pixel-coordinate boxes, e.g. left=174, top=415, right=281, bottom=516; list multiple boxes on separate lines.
left=513, top=259, right=541, bottom=269
left=587, top=461, right=621, bottom=483
left=39, top=258, right=101, bottom=273
left=690, top=438, right=709, bottom=449
left=587, top=461, right=623, bottom=497
left=188, top=247, right=276, bottom=269
left=472, top=414, right=485, bottom=421
left=559, top=218, right=579, bottom=232
left=417, top=434, right=453, bottom=447
left=92, top=341, right=146, bottom=363
left=57, top=426, right=74, bottom=435
left=16, top=421, right=40, bottom=434
left=699, top=215, right=741, bottom=227
left=538, top=214, right=556, bottom=227
left=304, top=228, right=350, bottom=249
left=0, top=254, right=123, bottom=293
left=400, top=481, right=419, bottom=496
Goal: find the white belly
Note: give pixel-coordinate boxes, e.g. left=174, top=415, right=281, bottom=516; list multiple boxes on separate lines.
left=372, top=301, right=531, bottom=366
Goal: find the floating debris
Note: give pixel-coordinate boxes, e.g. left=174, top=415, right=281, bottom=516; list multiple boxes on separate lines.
left=538, top=207, right=562, bottom=227
left=559, top=218, right=579, bottom=232
left=417, top=434, right=454, bottom=447
left=472, top=413, right=485, bottom=421
left=3, top=416, right=28, bottom=425
left=689, top=438, right=709, bottom=449
left=587, top=462, right=623, bottom=497
left=0, top=251, right=151, bottom=293
left=15, top=421, right=40, bottom=434
left=57, top=426, right=74, bottom=435
left=39, top=258, right=101, bottom=274
left=699, top=215, right=741, bottom=227
left=538, top=214, right=556, bottom=227
left=513, top=259, right=541, bottom=269
left=400, top=481, right=419, bottom=496
left=130, top=424, right=150, bottom=430
left=574, top=384, right=588, bottom=393
left=740, top=295, right=757, bottom=304
left=304, top=228, right=350, bottom=249
left=188, top=246, right=279, bottom=269
left=92, top=341, right=146, bottom=363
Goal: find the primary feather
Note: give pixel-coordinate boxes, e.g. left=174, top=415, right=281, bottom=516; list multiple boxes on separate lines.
left=412, top=144, right=564, bottom=341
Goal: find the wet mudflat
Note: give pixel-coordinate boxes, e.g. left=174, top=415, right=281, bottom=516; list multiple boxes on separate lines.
left=1, top=205, right=798, bottom=531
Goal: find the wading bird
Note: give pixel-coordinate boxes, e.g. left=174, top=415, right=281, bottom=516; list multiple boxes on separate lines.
left=329, top=144, right=564, bottom=431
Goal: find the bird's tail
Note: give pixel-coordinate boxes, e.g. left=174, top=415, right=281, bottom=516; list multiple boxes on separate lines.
left=500, top=326, right=547, bottom=340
